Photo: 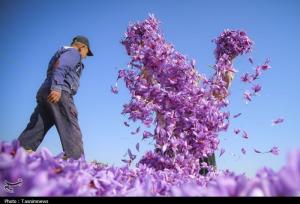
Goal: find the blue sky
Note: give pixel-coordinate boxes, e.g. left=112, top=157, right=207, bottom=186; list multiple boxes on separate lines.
left=0, top=0, right=299, bottom=176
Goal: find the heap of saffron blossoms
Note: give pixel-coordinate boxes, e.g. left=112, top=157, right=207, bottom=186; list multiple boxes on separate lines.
left=114, top=14, right=262, bottom=175
left=1, top=140, right=300, bottom=196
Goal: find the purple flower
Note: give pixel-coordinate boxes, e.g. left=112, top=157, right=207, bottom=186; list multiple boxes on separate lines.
left=131, top=127, right=141, bottom=135
left=111, top=86, right=118, bottom=94
left=241, top=148, right=246, bottom=155
left=233, top=113, right=242, bottom=118
left=248, top=57, right=254, bottom=64
left=269, top=146, right=280, bottom=155
left=219, top=148, right=225, bottom=157
left=234, top=128, right=241, bottom=135
left=251, top=66, right=262, bottom=80
left=242, top=130, right=249, bottom=139
left=241, top=73, right=253, bottom=83
left=261, top=61, right=271, bottom=71
left=136, top=143, right=140, bottom=152
left=251, top=84, right=262, bottom=94
left=136, top=127, right=140, bottom=134
left=142, top=131, right=153, bottom=140
left=213, top=29, right=253, bottom=60
left=118, top=69, right=126, bottom=79
left=128, top=149, right=136, bottom=161
left=121, top=159, right=131, bottom=165
left=254, top=148, right=262, bottom=154
left=272, top=117, right=284, bottom=126
left=243, top=91, right=252, bottom=103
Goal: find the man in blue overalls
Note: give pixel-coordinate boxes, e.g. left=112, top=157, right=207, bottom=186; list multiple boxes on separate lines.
left=18, top=35, right=93, bottom=160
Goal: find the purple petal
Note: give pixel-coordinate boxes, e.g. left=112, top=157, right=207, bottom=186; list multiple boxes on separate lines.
left=128, top=149, right=136, bottom=160
left=248, top=57, right=254, bottom=64
left=251, top=84, right=262, bottom=93
left=269, top=146, right=280, bottom=155
left=242, top=130, right=249, bottom=139
left=241, top=148, right=246, bottom=154
left=234, top=128, right=241, bottom=135
left=272, top=117, right=284, bottom=126
left=243, top=91, right=252, bottom=103
left=142, top=131, right=153, bottom=140
left=121, top=159, right=131, bottom=164
left=219, top=148, right=225, bottom=157
left=111, top=86, right=119, bottom=94
left=240, top=73, right=252, bottom=83
left=254, top=148, right=262, bottom=154
left=233, top=113, right=242, bottom=118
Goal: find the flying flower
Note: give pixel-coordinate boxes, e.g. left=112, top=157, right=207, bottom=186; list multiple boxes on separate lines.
left=142, top=131, right=153, bottom=140
left=124, top=122, right=130, bottom=127
left=121, top=159, right=131, bottom=165
left=254, top=149, right=262, bottom=154
left=241, top=148, right=246, bottom=155
left=251, top=66, right=262, bottom=80
left=242, top=130, right=249, bottom=139
left=131, top=127, right=141, bottom=135
left=234, top=128, right=241, bottom=135
left=128, top=149, right=136, bottom=161
left=261, top=59, right=271, bottom=71
left=243, top=91, right=252, bottom=103
left=241, top=73, right=252, bottom=83
left=248, top=57, right=254, bottom=64
left=233, top=113, right=242, bottom=118
left=136, top=143, right=140, bottom=152
left=272, top=117, right=284, bottom=126
left=136, top=127, right=140, bottom=134
left=251, top=84, right=262, bottom=94
left=111, top=86, right=119, bottom=94
left=118, top=69, right=126, bottom=79
left=213, top=29, right=253, bottom=60
left=219, top=148, right=225, bottom=157
left=269, top=146, right=280, bottom=155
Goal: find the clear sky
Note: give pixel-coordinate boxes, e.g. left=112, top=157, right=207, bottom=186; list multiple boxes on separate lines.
left=1, top=0, right=299, bottom=176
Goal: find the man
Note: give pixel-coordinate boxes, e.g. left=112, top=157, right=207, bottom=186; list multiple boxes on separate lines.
left=18, top=35, right=93, bottom=160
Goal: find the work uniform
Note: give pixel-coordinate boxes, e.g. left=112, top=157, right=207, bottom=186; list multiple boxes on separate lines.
left=18, top=46, right=85, bottom=159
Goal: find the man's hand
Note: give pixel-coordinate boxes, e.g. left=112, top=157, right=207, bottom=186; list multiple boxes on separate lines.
left=224, top=71, right=235, bottom=89
left=47, top=90, right=61, bottom=103
left=213, top=71, right=235, bottom=100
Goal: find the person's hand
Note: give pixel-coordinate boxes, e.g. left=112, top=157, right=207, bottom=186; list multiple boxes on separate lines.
left=224, top=71, right=235, bottom=88
left=47, top=90, right=61, bottom=103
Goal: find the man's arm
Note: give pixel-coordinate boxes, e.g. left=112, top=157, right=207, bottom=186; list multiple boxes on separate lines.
left=48, top=49, right=80, bottom=103
left=212, top=70, right=235, bottom=100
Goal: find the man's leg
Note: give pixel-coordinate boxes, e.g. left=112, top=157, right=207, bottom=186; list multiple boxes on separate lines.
left=18, top=93, right=54, bottom=151
left=199, top=153, right=216, bottom=176
left=48, top=91, right=84, bottom=160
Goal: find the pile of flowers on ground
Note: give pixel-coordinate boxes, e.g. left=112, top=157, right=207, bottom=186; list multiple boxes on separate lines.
left=0, top=140, right=299, bottom=196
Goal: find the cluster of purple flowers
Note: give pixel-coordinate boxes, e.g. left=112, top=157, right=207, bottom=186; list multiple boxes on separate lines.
left=116, top=14, right=260, bottom=175
left=212, top=29, right=253, bottom=61
left=0, top=140, right=299, bottom=196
